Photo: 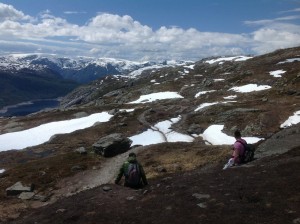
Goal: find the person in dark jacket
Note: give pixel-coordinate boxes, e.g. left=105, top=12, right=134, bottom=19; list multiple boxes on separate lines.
left=115, top=152, right=148, bottom=188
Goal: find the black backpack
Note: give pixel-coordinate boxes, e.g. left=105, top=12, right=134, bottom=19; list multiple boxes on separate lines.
left=237, top=140, right=255, bottom=163
left=126, top=163, right=141, bottom=186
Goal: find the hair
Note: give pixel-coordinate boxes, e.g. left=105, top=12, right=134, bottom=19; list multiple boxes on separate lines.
left=129, top=152, right=136, bottom=157
left=234, top=130, right=242, bottom=138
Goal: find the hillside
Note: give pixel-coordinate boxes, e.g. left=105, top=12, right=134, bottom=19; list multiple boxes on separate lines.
left=0, top=47, right=299, bottom=223
left=0, top=67, right=79, bottom=108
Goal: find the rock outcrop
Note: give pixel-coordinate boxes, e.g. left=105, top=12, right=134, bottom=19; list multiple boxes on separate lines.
left=93, top=133, right=132, bottom=157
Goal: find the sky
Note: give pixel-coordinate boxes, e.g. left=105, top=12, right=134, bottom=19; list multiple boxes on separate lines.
left=0, top=0, right=300, bottom=61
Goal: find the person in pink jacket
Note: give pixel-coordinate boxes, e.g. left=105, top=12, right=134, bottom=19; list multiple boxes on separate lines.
left=232, top=130, right=246, bottom=165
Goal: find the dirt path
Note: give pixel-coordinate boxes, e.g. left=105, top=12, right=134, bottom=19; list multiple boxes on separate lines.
left=49, top=146, right=146, bottom=203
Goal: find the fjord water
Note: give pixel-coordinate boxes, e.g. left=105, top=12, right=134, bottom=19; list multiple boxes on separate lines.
left=0, top=99, right=60, bottom=117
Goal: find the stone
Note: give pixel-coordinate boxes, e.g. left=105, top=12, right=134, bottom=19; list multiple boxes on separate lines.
left=18, top=192, right=35, bottom=200
left=126, top=196, right=135, bottom=201
left=156, top=166, right=167, bottom=173
left=187, top=123, right=204, bottom=135
left=102, top=186, right=112, bottom=192
left=93, top=133, right=132, bottom=157
left=293, top=218, right=300, bottom=224
left=74, top=147, right=87, bottom=155
left=6, top=182, right=34, bottom=196
left=33, top=194, right=49, bottom=202
left=192, top=193, right=211, bottom=200
left=197, top=202, right=207, bottom=208
left=71, top=165, right=86, bottom=172
left=73, top=112, right=88, bottom=118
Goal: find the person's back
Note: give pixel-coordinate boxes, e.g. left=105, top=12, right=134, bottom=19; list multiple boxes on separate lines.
left=232, top=130, right=247, bottom=165
left=115, top=152, right=148, bottom=188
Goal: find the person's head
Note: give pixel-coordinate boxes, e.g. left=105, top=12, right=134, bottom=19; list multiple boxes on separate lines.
left=234, top=130, right=242, bottom=139
left=128, top=152, right=136, bottom=158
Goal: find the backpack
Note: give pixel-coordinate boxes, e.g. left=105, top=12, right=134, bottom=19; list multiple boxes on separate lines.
left=237, top=140, right=255, bottom=163
left=125, top=163, right=140, bottom=186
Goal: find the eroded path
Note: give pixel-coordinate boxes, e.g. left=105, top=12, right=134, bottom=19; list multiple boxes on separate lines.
left=49, top=146, right=147, bottom=203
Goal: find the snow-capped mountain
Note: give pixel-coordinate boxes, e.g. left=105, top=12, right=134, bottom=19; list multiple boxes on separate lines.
left=0, top=54, right=193, bottom=83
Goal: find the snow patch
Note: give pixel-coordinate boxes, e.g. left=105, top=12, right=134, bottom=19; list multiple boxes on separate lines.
left=200, top=125, right=263, bottom=145
left=280, top=110, right=300, bottom=128
left=269, top=70, right=286, bottom=78
left=128, top=92, right=183, bottom=104
left=205, top=56, right=253, bottom=64
left=0, top=112, right=113, bottom=151
left=129, top=116, right=194, bottom=146
left=195, top=90, right=216, bottom=98
left=229, top=84, right=271, bottom=93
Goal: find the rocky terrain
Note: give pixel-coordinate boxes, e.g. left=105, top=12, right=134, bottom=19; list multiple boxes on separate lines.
left=0, top=46, right=299, bottom=223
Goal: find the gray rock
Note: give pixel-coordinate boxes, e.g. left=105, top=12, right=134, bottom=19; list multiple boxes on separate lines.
left=18, top=192, right=35, bottom=200
left=33, top=194, right=50, bottom=202
left=6, top=182, right=34, bottom=196
left=93, top=133, right=132, bottom=157
left=197, top=202, right=207, bottom=208
left=71, top=165, right=86, bottom=172
left=192, top=193, right=210, bottom=200
left=102, top=186, right=112, bottom=192
left=108, top=108, right=119, bottom=115
left=74, top=147, right=87, bottom=155
left=187, top=123, right=204, bottom=135
left=73, top=112, right=88, bottom=118
left=126, top=196, right=135, bottom=201
left=156, top=166, right=167, bottom=173
left=293, top=218, right=300, bottom=224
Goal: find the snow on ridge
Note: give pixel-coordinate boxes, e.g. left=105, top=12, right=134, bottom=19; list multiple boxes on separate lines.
left=195, top=90, right=216, bottom=98
left=195, top=101, right=237, bottom=112
left=277, top=57, right=300, bottom=64
left=0, top=169, right=5, bottom=174
left=223, top=95, right=237, bottom=100
left=280, top=110, right=300, bottom=128
left=200, top=125, right=263, bottom=145
left=269, top=69, right=286, bottom=78
left=128, top=61, right=193, bottom=78
left=229, top=84, right=271, bottom=93
left=205, top=56, right=253, bottom=64
left=128, top=92, right=184, bottom=104
left=129, top=116, right=194, bottom=146
left=0, top=112, right=113, bottom=152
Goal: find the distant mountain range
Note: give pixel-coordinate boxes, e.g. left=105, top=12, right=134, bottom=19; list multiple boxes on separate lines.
left=0, top=54, right=192, bottom=83
left=0, top=54, right=193, bottom=108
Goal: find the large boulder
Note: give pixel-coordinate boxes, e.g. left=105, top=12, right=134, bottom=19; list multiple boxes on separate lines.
left=92, top=133, right=132, bottom=157
left=6, top=182, right=34, bottom=196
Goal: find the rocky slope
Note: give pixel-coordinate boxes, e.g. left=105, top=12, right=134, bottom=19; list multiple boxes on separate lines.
left=0, top=46, right=299, bottom=223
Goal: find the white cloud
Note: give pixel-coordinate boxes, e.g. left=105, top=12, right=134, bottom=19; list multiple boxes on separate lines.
left=0, top=3, right=299, bottom=60
left=251, top=26, right=300, bottom=54
left=279, top=7, right=300, bottom=14
left=64, top=11, right=87, bottom=15
left=0, top=3, right=32, bottom=21
left=244, top=15, right=300, bottom=26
